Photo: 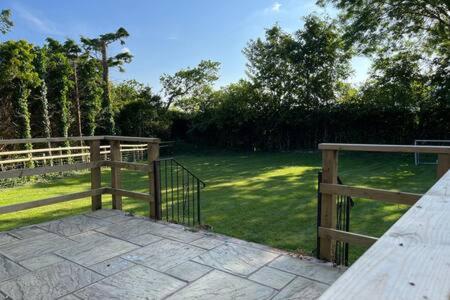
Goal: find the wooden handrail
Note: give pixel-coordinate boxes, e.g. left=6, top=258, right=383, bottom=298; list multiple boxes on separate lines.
left=318, top=227, right=377, bottom=247
left=320, top=183, right=421, bottom=206
left=319, top=143, right=450, bottom=154
left=0, top=136, right=160, bottom=145
left=318, top=143, right=450, bottom=262
left=0, top=136, right=161, bottom=219
left=320, top=170, right=450, bottom=299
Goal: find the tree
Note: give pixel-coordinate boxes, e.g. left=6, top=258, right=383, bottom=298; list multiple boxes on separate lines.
left=0, top=9, right=13, bottom=35
left=318, top=0, right=450, bottom=57
left=160, top=60, right=220, bottom=112
left=46, top=40, right=73, bottom=142
left=32, top=47, right=52, bottom=140
left=359, top=51, right=429, bottom=110
left=78, top=57, right=103, bottom=136
left=63, top=39, right=83, bottom=138
left=244, top=15, right=351, bottom=109
left=0, top=41, right=40, bottom=152
left=81, top=28, right=133, bottom=134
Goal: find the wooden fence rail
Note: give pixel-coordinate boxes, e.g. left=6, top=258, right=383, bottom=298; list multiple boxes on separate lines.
left=317, top=143, right=450, bottom=261
left=0, top=141, right=174, bottom=169
left=0, top=136, right=162, bottom=220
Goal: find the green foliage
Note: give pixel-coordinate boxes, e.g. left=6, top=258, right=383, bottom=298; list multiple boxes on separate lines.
left=45, top=43, right=73, bottom=140
left=78, top=58, right=103, bottom=136
left=318, top=0, right=450, bottom=56
left=0, top=9, right=13, bottom=35
left=244, top=15, right=351, bottom=108
left=0, top=40, right=39, bottom=149
left=81, top=27, right=133, bottom=134
left=160, top=60, right=220, bottom=112
left=114, top=80, right=169, bottom=137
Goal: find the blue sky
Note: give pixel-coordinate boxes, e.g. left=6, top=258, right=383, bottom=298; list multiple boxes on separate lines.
left=2, top=0, right=370, bottom=91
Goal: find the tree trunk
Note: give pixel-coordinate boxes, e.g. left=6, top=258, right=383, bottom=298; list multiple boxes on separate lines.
left=73, top=61, right=82, bottom=138
left=100, top=41, right=115, bottom=134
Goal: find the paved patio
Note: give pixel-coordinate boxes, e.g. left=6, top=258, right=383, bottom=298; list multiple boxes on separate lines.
left=0, top=209, right=344, bottom=300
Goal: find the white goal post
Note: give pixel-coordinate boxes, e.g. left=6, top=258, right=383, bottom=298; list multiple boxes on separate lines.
left=414, top=140, right=450, bottom=165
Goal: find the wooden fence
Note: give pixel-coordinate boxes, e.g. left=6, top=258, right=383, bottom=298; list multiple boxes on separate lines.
left=319, top=145, right=450, bottom=299
left=317, top=143, right=450, bottom=261
left=0, top=136, right=162, bottom=219
left=0, top=140, right=174, bottom=170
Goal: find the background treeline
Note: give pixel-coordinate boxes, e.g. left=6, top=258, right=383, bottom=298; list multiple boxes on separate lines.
left=1, top=1, right=449, bottom=151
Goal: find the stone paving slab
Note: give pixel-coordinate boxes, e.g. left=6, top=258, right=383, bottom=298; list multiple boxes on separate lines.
left=269, top=255, right=344, bottom=285
left=192, top=242, right=279, bottom=276
left=55, top=232, right=139, bottom=266
left=0, top=210, right=344, bottom=299
left=88, top=257, right=136, bottom=276
left=166, top=270, right=276, bottom=300
left=0, top=234, right=17, bottom=246
left=0, top=255, right=28, bottom=282
left=0, top=232, right=76, bottom=261
left=8, top=226, right=49, bottom=239
left=0, top=261, right=103, bottom=300
left=166, top=261, right=212, bottom=282
left=122, top=239, right=206, bottom=271
left=39, top=215, right=112, bottom=237
left=272, top=276, right=329, bottom=300
left=19, top=253, right=64, bottom=271
left=248, top=266, right=296, bottom=289
left=76, top=265, right=186, bottom=300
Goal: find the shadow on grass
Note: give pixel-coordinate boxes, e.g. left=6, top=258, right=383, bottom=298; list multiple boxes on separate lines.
left=0, top=151, right=436, bottom=264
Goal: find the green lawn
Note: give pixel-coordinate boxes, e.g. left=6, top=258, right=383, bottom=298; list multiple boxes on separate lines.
left=0, top=150, right=436, bottom=263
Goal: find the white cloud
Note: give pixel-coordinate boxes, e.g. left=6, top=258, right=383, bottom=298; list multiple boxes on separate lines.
left=13, top=3, right=63, bottom=36
left=272, top=2, right=282, bottom=12
left=121, top=47, right=131, bottom=53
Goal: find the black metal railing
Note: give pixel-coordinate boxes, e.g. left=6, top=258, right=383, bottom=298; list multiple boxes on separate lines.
left=153, top=158, right=206, bottom=227
left=317, top=171, right=354, bottom=266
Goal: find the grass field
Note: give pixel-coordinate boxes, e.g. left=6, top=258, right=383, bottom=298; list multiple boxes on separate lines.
left=0, top=149, right=437, bottom=263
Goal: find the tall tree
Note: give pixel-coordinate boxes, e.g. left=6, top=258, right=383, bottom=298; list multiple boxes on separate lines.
left=81, top=28, right=132, bottom=134
left=46, top=40, right=73, bottom=142
left=0, top=41, right=40, bottom=151
left=0, top=9, right=13, bottom=35
left=160, top=60, right=220, bottom=112
left=317, top=0, right=450, bottom=56
left=78, top=57, right=103, bottom=136
left=63, top=39, right=83, bottom=138
left=244, top=15, right=351, bottom=109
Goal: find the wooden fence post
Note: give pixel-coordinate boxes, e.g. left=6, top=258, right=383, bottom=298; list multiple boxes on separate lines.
left=110, top=140, right=122, bottom=210
left=320, top=149, right=338, bottom=261
left=437, top=153, right=450, bottom=179
left=90, top=140, right=102, bottom=211
left=148, top=141, right=160, bottom=220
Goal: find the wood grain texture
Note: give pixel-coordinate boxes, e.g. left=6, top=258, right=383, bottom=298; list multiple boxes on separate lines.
left=319, top=143, right=450, bottom=154
left=320, top=183, right=421, bottom=205
left=90, top=140, right=102, bottom=211
left=110, top=140, right=122, bottom=210
left=319, top=150, right=338, bottom=261
left=0, top=189, right=105, bottom=215
left=320, top=170, right=450, bottom=300
left=318, top=227, right=378, bottom=247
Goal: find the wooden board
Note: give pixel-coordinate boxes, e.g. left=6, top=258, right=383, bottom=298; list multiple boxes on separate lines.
left=320, top=183, right=421, bottom=205
left=90, top=140, right=102, bottom=211
left=319, top=143, right=450, bottom=154
left=319, top=150, right=338, bottom=261
left=318, top=227, right=377, bottom=247
left=0, top=189, right=105, bottom=214
left=0, top=162, right=97, bottom=180
left=320, top=170, right=450, bottom=300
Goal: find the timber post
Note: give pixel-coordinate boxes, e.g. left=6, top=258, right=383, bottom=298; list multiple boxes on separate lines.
left=148, top=141, right=161, bottom=220
left=89, top=139, right=102, bottom=211
left=110, top=140, right=122, bottom=210
left=319, top=149, right=338, bottom=261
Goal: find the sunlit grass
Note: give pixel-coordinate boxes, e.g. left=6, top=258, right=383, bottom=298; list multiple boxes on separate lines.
left=0, top=150, right=436, bottom=263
